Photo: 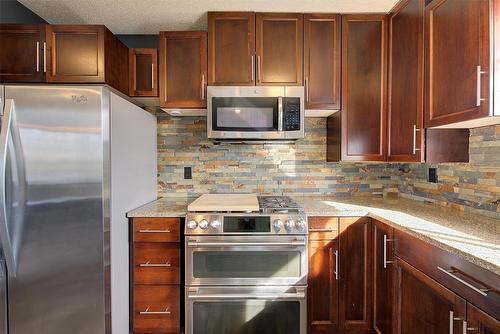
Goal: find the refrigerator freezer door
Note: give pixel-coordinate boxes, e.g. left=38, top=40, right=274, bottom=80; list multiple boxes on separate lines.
left=0, top=259, right=6, bottom=334
left=4, top=86, right=108, bottom=334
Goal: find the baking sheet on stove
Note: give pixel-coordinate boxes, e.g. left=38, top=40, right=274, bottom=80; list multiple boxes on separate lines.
left=188, top=194, right=260, bottom=212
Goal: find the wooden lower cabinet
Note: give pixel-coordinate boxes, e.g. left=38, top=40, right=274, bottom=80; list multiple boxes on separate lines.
left=467, top=303, right=500, bottom=334
left=131, top=218, right=181, bottom=334
left=394, top=257, right=467, bottom=334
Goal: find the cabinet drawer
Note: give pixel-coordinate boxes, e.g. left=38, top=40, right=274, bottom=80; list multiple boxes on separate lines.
left=134, top=242, right=180, bottom=285
left=394, top=229, right=500, bottom=320
left=133, top=218, right=180, bottom=242
left=133, top=285, right=180, bottom=333
left=308, top=217, right=339, bottom=240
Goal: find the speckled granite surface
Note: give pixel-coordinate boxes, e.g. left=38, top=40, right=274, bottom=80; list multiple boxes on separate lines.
left=127, top=196, right=500, bottom=275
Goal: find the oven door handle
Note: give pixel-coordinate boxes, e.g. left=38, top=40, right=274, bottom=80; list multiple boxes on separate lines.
left=187, top=240, right=306, bottom=247
left=187, top=292, right=306, bottom=300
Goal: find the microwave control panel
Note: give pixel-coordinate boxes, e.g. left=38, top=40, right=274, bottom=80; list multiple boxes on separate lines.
left=283, top=97, right=301, bottom=131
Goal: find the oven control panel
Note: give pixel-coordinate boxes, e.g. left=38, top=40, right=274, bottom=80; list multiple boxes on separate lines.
left=185, top=213, right=308, bottom=235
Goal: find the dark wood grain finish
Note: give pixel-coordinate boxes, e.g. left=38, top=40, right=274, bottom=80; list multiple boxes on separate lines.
left=338, top=217, right=373, bottom=330
left=394, top=229, right=500, bottom=320
left=303, top=14, right=341, bottom=110
left=160, top=31, right=207, bottom=108
left=467, top=303, right=500, bottom=333
left=129, top=48, right=158, bottom=97
left=424, top=0, right=490, bottom=127
left=326, top=111, right=342, bottom=162
left=0, top=24, right=45, bottom=82
left=208, top=12, right=255, bottom=85
left=133, top=242, right=180, bottom=285
left=426, top=128, right=469, bottom=163
left=394, top=257, right=467, bottom=334
left=104, top=27, right=129, bottom=94
left=373, top=220, right=394, bottom=334
left=387, top=0, right=424, bottom=162
left=133, top=218, right=181, bottom=242
left=341, top=15, right=388, bottom=161
left=308, top=216, right=339, bottom=241
left=255, top=13, right=303, bottom=86
left=133, top=285, right=180, bottom=334
left=46, top=25, right=105, bottom=83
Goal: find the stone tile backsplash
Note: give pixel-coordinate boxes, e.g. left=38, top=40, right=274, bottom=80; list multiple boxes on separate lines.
left=155, top=109, right=500, bottom=216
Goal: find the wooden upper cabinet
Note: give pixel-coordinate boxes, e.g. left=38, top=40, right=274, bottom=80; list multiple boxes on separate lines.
left=328, top=14, right=387, bottom=162
left=394, top=258, right=467, bottom=334
left=303, top=14, right=341, bottom=110
left=0, top=24, right=46, bottom=82
left=424, top=0, right=490, bottom=127
left=466, top=303, right=500, bottom=334
left=338, top=217, right=373, bottom=331
left=129, top=48, right=158, bottom=97
left=159, top=31, right=207, bottom=108
left=387, top=0, right=424, bottom=162
left=208, top=12, right=255, bottom=86
left=45, top=25, right=129, bottom=94
left=255, top=13, right=303, bottom=85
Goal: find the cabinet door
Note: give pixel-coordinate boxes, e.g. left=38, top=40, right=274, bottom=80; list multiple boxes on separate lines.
left=0, top=24, right=45, bottom=82
left=373, top=220, right=394, bottom=334
left=338, top=217, right=373, bottom=330
left=308, top=217, right=339, bottom=333
left=394, top=258, right=466, bottom=334
left=46, top=25, right=105, bottom=83
left=160, top=31, right=207, bottom=108
left=129, top=48, right=158, bottom=97
left=303, top=14, right=341, bottom=110
left=208, top=12, right=255, bottom=86
left=387, top=0, right=424, bottom=162
left=467, top=304, right=500, bottom=334
left=424, top=0, right=490, bottom=127
left=341, top=15, right=387, bottom=161
left=255, top=13, right=303, bottom=86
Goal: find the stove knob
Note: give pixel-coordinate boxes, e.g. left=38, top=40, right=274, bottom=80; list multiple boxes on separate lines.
left=210, top=219, right=221, bottom=229
left=199, top=219, right=209, bottom=229
left=272, top=219, right=283, bottom=232
left=295, top=219, right=307, bottom=231
left=285, top=219, right=295, bottom=231
left=186, top=220, right=198, bottom=229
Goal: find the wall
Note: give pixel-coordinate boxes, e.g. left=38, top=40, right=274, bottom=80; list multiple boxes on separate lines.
left=156, top=111, right=500, bottom=217
left=0, top=0, right=46, bottom=24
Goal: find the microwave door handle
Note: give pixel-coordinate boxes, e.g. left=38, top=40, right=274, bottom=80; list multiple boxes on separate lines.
left=278, top=97, right=283, bottom=131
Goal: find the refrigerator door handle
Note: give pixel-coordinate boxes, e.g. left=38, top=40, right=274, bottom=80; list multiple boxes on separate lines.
left=0, top=99, right=17, bottom=276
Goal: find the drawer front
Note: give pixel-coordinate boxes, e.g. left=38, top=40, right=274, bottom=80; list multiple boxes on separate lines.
left=133, top=285, right=180, bottom=333
left=134, top=243, right=180, bottom=285
left=308, top=217, right=339, bottom=240
left=394, top=229, right=500, bottom=320
left=133, top=218, right=181, bottom=242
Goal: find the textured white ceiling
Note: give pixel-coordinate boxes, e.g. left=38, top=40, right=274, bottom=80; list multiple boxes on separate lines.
left=19, top=0, right=399, bottom=34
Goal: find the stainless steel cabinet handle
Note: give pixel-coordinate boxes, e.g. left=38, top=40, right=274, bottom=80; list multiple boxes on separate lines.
left=151, top=63, right=154, bottom=89
left=278, top=97, right=283, bottom=131
left=305, top=77, right=310, bottom=102
left=437, top=266, right=489, bottom=296
left=188, top=240, right=306, bottom=247
left=476, top=65, right=486, bottom=106
left=383, top=235, right=394, bottom=269
left=462, top=321, right=477, bottom=333
left=449, top=311, right=463, bottom=334
left=257, top=55, right=261, bottom=82
left=139, top=229, right=171, bottom=233
left=334, top=250, right=339, bottom=280
left=187, top=293, right=306, bottom=300
left=251, top=55, right=255, bottom=82
left=43, top=42, right=47, bottom=73
left=412, top=124, right=421, bottom=155
left=201, top=74, right=205, bottom=100
left=36, top=41, right=40, bottom=72
left=140, top=307, right=171, bottom=315
left=309, top=228, right=337, bottom=232
left=139, top=261, right=171, bottom=267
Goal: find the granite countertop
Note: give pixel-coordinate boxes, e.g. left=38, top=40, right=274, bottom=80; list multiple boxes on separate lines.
left=127, top=195, right=500, bottom=275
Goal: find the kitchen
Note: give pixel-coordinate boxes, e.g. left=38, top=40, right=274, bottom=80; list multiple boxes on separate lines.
left=0, top=0, right=499, bottom=334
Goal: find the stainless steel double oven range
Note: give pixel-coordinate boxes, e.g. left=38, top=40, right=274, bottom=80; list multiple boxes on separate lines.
left=184, top=196, right=308, bottom=334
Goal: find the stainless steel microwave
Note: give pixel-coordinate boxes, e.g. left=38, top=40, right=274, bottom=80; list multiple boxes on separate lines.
left=207, top=86, right=305, bottom=140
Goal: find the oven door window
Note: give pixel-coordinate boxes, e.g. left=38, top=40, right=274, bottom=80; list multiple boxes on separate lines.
left=212, top=97, right=278, bottom=131
left=193, top=300, right=300, bottom=334
left=193, top=251, right=301, bottom=278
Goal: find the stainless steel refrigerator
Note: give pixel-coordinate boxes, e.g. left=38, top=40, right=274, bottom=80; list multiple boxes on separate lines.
left=0, top=85, right=157, bottom=334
